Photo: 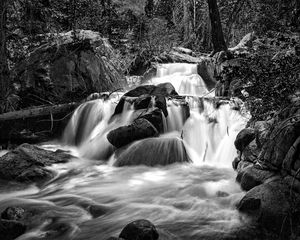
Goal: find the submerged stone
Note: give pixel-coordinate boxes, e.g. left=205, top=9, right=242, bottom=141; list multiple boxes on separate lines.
left=0, top=144, right=72, bottom=183
left=119, top=219, right=159, bottom=240
left=114, top=137, right=191, bottom=167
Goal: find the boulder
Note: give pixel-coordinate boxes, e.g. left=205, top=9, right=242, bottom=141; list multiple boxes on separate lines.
left=113, top=84, right=177, bottom=116
left=0, top=219, right=26, bottom=240
left=240, top=140, right=260, bottom=164
left=234, top=128, right=255, bottom=152
left=258, top=114, right=300, bottom=169
left=1, top=207, right=26, bottom=221
left=236, top=164, right=278, bottom=191
left=0, top=144, right=72, bottom=182
left=114, top=137, right=191, bottom=167
left=14, top=30, right=126, bottom=108
left=119, top=219, right=159, bottom=240
left=107, top=118, right=159, bottom=148
left=237, top=181, right=300, bottom=237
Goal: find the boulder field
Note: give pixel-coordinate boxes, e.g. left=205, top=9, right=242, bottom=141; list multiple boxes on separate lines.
left=233, top=100, right=300, bottom=237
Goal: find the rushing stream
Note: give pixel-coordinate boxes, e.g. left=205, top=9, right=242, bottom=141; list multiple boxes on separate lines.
left=0, top=63, right=250, bottom=240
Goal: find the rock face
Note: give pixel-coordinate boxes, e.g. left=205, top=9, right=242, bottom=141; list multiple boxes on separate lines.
left=0, top=144, right=72, bottom=182
left=119, top=219, right=159, bottom=240
left=14, top=30, right=126, bottom=107
left=233, top=100, right=300, bottom=237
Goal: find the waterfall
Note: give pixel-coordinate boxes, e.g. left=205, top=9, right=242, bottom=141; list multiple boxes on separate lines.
left=148, top=63, right=211, bottom=97
left=1, top=63, right=250, bottom=240
left=61, top=63, right=247, bottom=167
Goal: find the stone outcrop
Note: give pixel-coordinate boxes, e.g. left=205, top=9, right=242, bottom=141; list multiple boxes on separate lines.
left=0, top=143, right=73, bottom=183
left=13, top=30, right=126, bottom=108
left=233, top=100, right=300, bottom=237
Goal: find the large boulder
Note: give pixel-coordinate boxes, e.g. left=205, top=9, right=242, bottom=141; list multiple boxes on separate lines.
left=0, top=144, right=72, bottom=182
left=114, top=137, right=191, bottom=167
left=237, top=181, right=300, bottom=237
left=113, top=83, right=177, bottom=116
left=234, top=128, right=256, bottom=152
left=13, top=30, right=126, bottom=107
left=236, top=164, right=279, bottom=191
left=107, top=118, right=159, bottom=148
left=119, top=219, right=159, bottom=240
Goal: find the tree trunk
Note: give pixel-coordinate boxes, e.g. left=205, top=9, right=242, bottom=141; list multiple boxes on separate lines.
left=183, top=0, right=190, bottom=41
left=0, top=0, right=9, bottom=100
left=207, top=0, right=227, bottom=54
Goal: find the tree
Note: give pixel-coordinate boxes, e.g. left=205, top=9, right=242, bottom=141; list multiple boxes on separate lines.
left=0, top=0, right=9, bottom=100
left=207, top=0, right=227, bottom=54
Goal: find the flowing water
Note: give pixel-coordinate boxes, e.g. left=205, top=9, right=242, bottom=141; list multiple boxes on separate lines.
left=0, top=63, right=250, bottom=240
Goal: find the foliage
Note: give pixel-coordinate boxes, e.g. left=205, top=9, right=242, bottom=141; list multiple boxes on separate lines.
left=223, top=36, right=300, bottom=120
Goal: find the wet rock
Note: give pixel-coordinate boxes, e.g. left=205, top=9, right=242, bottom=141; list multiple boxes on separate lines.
left=234, top=128, right=255, bottom=152
left=1, top=207, right=26, bottom=221
left=107, top=118, right=159, bottom=148
left=139, top=108, right=164, bottom=133
left=236, top=164, right=278, bottom=191
left=114, top=84, right=177, bottom=116
left=114, top=137, right=191, bottom=167
left=0, top=144, right=72, bottom=183
left=119, top=219, right=159, bottom=240
left=232, top=157, right=240, bottom=170
left=88, top=204, right=109, bottom=218
left=237, top=181, right=300, bottom=237
left=0, top=219, right=26, bottom=240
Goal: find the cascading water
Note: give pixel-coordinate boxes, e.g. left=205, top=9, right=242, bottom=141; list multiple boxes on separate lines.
left=0, top=63, right=250, bottom=240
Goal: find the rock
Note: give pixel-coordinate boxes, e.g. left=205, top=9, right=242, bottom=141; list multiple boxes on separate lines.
left=113, top=84, right=177, bottom=116
left=234, top=128, right=255, bottom=152
left=236, top=164, right=278, bottom=191
left=0, top=219, right=26, bottom=240
left=88, top=205, right=109, bottom=218
left=119, top=219, right=159, bottom=240
left=139, top=108, right=164, bottom=133
left=241, top=140, right=260, bottom=163
left=114, top=137, right=191, bottom=167
left=282, top=136, right=300, bottom=177
left=107, top=118, right=159, bottom=148
left=232, top=157, right=240, bottom=170
left=1, top=207, right=25, bottom=221
left=258, top=114, right=300, bottom=169
left=237, top=181, right=300, bottom=237
left=14, top=30, right=126, bottom=107
left=0, top=144, right=72, bottom=182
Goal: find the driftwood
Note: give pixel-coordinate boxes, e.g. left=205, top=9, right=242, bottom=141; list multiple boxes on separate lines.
left=0, top=102, right=79, bottom=121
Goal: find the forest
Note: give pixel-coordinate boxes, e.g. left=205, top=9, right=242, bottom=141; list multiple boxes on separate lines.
left=0, top=0, right=299, bottom=240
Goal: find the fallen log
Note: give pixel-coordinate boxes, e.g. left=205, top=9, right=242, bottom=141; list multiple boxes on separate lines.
left=0, top=102, right=79, bottom=121
left=0, top=102, right=80, bottom=146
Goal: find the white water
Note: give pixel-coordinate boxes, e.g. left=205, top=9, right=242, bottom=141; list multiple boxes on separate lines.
left=0, top=63, right=250, bottom=240
left=148, top=63, right=212, bottom=97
